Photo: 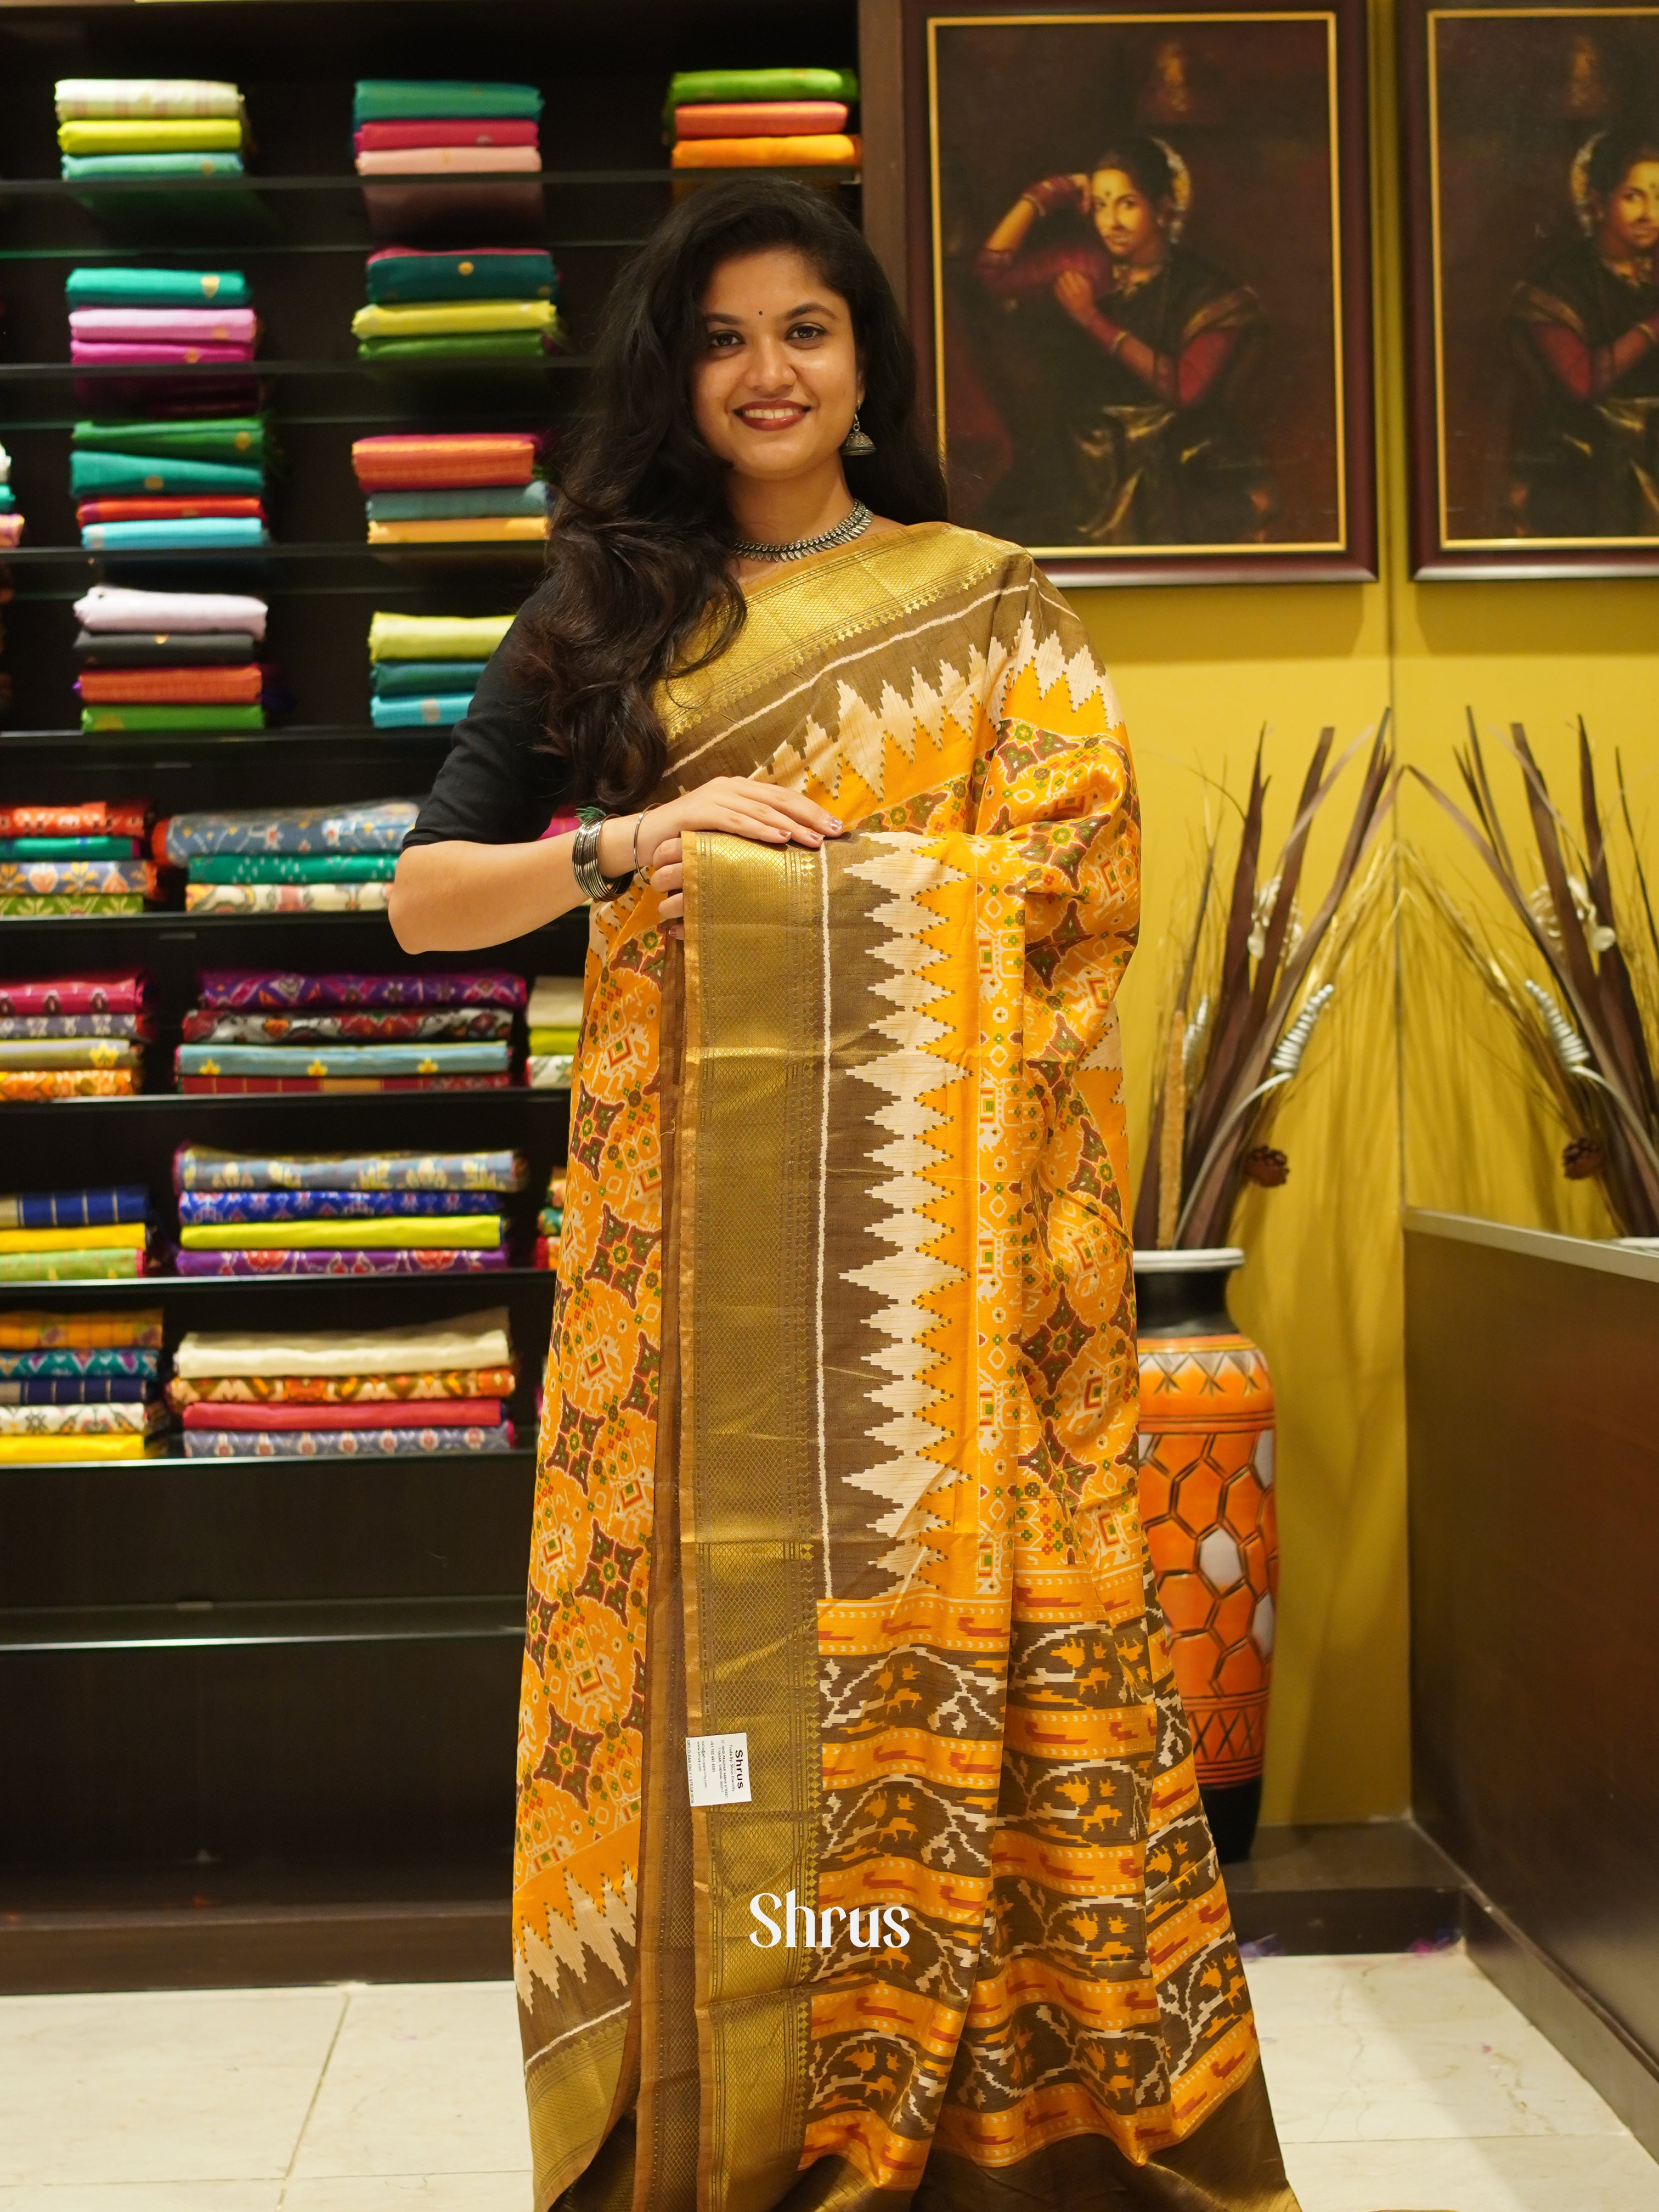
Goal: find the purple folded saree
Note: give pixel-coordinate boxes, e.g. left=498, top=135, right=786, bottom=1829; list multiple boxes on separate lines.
left=178, top=1186, right=501, bottom=1224
left=171, top=1245, right=508, bottom=1276
left=183, top=1419, right=515, bottom=1457
left=196, top=968, right=528, bottom=1011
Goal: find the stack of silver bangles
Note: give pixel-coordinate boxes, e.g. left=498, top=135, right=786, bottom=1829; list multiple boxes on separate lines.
left=571, top=809, right=633, bottom=904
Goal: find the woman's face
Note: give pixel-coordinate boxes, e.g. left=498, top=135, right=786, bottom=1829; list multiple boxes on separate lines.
left=1090, top=169, right=1165, bottom=264
left=691, top=247, right=862, bottom=485
left=1595, top=158, right=1659, bottom=257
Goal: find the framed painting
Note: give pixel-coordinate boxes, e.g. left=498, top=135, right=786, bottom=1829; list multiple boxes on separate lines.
left=898, top=0, right=1375, bottom=585
left=1403, top=2, right=1659, bottom=578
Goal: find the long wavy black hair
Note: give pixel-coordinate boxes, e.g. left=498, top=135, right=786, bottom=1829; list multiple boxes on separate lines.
left=510, top=178, right=949, bottom=809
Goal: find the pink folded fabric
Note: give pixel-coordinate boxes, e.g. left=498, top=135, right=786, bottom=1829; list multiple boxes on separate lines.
left=0, top=517, right=22, bottom=549
left=71, top=342, right=255, bottom=365
left=353, top=145, right=542, bottom=175
left=69, top=308, right=257, bottom=345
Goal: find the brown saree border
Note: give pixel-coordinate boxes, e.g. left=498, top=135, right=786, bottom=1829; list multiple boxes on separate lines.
left=681, top=833, right=828, bottom=2212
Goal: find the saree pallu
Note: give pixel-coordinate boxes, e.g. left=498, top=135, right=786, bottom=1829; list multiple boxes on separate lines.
left=515, top=524, right=1296, bottom=2212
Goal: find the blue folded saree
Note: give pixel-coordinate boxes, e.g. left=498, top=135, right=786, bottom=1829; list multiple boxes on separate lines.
left=370, top=693, right=472, bottom=730
left=365, top=484, right=548, bottom=521
left=82, top=519, right=269, bottom=551
left=64, top=153, right=246, bottom=178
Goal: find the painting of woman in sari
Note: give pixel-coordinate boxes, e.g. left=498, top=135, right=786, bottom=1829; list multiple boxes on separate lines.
left=1508, top=123, right=1659, bottom=538
left=974, top=138, right=1272, bottom=548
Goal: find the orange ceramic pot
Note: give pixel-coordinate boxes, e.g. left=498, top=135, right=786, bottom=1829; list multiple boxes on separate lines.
left=1134, top=1248, right=1278, bottom=1863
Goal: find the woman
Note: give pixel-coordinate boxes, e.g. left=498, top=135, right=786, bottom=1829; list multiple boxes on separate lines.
left=975, top=137, right=1269, bottom=546
left=392, top=179, right=1299, bottom=2212
left=1509, top=121, right=1659, bottom=536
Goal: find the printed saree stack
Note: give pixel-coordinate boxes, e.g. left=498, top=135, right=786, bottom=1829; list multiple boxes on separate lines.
left=155, top=797, right=412, bottom=916
left=514, top=524, right=1298, bottom=2211
left=176, top=967, right=526, bottom=1090
left=0, top=804, right=156, bottom=922
left=0, top=1307, right=165, bottom=1459
left=527, top=973, right=582, bottom=1091
left=172, top=1144, right=526, bottom=1278
left=0, top=1183, right=153, bottom=1282
left=170, top=1302, right=518, bottom=1455
left=0, top=968, right=153, bottom=1097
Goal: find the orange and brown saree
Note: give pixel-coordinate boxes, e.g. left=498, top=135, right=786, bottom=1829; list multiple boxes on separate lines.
left=514, top=522, right=1298, bottom=2212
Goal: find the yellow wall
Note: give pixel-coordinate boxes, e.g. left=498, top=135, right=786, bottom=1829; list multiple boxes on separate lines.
left=1059, top=0, right=1659, bottom=1825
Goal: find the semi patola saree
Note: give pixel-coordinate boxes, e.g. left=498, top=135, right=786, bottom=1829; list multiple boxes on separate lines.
left=515, top=522, right=1297, bottom=2212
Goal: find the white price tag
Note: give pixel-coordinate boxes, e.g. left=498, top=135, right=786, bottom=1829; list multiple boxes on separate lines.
left=685, top=1731, right=752, bottom=1808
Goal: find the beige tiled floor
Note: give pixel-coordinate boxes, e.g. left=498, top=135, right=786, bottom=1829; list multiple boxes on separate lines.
left=0, top=1948, right=1654, bottom=2210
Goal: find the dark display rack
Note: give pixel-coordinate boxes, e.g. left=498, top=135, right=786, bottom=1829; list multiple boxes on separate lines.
left=0, top=0, right=859, bottom=1978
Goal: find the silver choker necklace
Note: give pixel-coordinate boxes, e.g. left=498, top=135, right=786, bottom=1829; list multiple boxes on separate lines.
left=732, top=500, right=872, bottom=563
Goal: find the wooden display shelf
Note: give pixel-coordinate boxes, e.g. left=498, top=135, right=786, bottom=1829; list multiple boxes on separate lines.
left=0, top=1593, right=524, bottom=1654
left=0, top=167, right=850, bottom=195
left=0, top=355, right=590, bottom=378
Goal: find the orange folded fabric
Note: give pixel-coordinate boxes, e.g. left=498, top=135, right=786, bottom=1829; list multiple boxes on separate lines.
left=351, top=433, right=538, bottom=490
left=78, top=664, right=263, bottom=705
left=674, top=101, right=849, bottom=137
left=671, top=133, right=860, bottom=170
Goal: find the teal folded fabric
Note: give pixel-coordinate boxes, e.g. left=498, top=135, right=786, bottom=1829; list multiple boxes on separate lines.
left=66, top=268, right=251, bottom=309
left=64, top=152, right=246, bottom=178
left=73, top=417, right=266, bottom=465
left=189, top=854, right=396, bottom=884
left=178, top=1042, right=509, bottom=1075
left=352, top=81, right=543, bottom=125
left=365, top=486, right=546, bottom=522
left=371, top=659, right=488, bottom=696
left=81, top=519, right=268, bottom=550
left=70, top=452, right=264, bottom=496
left=0, top=488, right=13, bottom=512
left=370, top=693, right=471, bottom=729
left=364, top=249, right=556, bottom=304
left=0, top=837, right=137, bottom=860
left=356, top=332, right=551, bottom=363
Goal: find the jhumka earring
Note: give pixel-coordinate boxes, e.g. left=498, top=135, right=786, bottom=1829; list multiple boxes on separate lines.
left=841, top=409, right=876, bottom=456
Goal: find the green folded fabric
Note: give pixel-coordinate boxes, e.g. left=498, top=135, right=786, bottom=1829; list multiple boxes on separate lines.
left=73, top=416, right=266, bottom=463
left=82, top=704, right=265, bottom=732
left=356, top=331, right=553, bottom=362
left=353, top=80, right=543, bottom=123
left=665, top=67, right=858, bottom=113
left=0, top=1248, right=144, bottom=1282
left=529, top=1025, right=580, bottom=1054
left=66, top=267, right=251, bottom=309
left=364, top=249, right=556, bottom=304
left=189, top=855, right=395, bottom=884
left=366, top=487, right=545, bottom=522
left=69, top=452, right=264, bottom=498
left=63, top=153, right=246, bottom=178
left=369, top=611, right=512, bottom=661
left=371, top=658, right=490, bottom=693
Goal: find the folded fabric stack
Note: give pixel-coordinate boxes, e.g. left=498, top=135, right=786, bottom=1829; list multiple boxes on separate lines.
left=366, top=607, right=513, bottom=730
left=70, top=415, right=270, bottom=557
left=352, top=435, right=547, bottom=557
left=527, top=973, right=582, bottom=1090
left=0, top=439, right=22, bottom=550
left=74, top=584, right=273, bottom=734
left=171, top=1148, right=526, bottom=1278
left=0, top=1306, right=166, bottom=1460
left=55, top=78, right=250, bottom=181
left=155, top=797, right=414, bottom=916
left=354, top=245, right=565, bottom=369
left=533, top=1170, right=564, bottom=1272
left=666, top=67, right=860, bottom=172
left=0, top=1182, right=153, bottom=1283
left=0, top=967, right=152, bottom=1098
left=354, top=81, right=544, bottom=242
left=0, top=964, right=153, bottom=1095
left=175, top=968, right=527, bottom=1091
left=170, top=1305, right=518, bottom=1456
left=0, top=798, right=156, bottom=919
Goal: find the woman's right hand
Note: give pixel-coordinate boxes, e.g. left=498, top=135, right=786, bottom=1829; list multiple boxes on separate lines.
left=631, top=777, right=843, bottom=938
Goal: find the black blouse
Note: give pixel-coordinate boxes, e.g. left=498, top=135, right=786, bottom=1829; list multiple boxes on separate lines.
left=402, top=594, right=571, bottom=848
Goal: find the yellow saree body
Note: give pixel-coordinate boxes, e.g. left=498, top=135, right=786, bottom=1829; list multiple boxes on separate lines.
left=514, top=523, right=1298, bottom=2212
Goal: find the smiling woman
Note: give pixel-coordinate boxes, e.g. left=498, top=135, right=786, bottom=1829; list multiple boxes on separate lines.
left=388, top=179, right=1300, bottom=2212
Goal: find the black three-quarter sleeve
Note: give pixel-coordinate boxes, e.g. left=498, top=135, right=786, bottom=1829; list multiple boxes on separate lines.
left=402, top=591, right=573, bottom=847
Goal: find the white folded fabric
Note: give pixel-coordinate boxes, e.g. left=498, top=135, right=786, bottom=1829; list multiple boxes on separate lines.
left=74, top=584, right=269, bottom=637
left=173, top=1307, right=512, bottom=1378
left=0, top=1401, right=162, bottom=1434
left=528, top=975, right=584, bottom=1029
left=55, top=78, right=243, bottom=120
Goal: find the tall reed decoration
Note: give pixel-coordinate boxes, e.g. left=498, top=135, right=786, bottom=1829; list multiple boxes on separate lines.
left=1133, top=721, right=1397, bottom=1250
left=1410, top=717, right=1659, bottom=1238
